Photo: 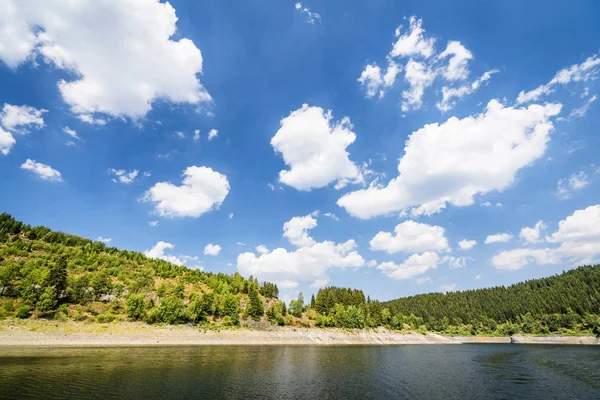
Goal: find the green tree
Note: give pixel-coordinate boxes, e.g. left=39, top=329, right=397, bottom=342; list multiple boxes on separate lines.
left=247, top=287, right=264, bottom=321
left=289, top=293, right=304, bottom=317
left=47, top=256, right=67, bottom=301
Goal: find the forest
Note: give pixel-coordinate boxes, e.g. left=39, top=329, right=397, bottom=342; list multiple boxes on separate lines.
left=1, top=213, right=599, bottom=336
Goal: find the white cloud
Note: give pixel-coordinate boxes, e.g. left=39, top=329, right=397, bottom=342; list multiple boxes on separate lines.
left=416, top=276, right=431, bottom=284
left=310, top=279, right=330, bottom=289
left=569, top=95, right=597, bottom=118
left=437, top=69, right=498, bottom=112
left=144, top=241, right=184, bottom=266
left=193, top=129, right=200, bottom=142
left=174, top=131, right=185, bottom=139
left=370, top=220, right=450, bottom=254
left=271, top=104, right=362, bottom=191
left=547, top=204, right=600, bottom=265
left=485, top=233, right=513, bottom=244
left=237, top=213, right=365, bottom=285
left=557, top=171, right=589, bottom=199
left=208, top=129, right=218, bottom=141
left=236, top=242, right=247, bottom=246
left=480, top=201, right=503, bottom=208
left=519, top=220, right=546, bottom=244
left=256, top=245, right=269, bottom=255
left=283, top=214, right=318, bottom=247
left=20, top=159, right=62, bottom=182
left=458, top=239, right=477, bottom=250
left=0, top=104, right=46, bottom=132
left=475, top=274, right=481, bottom=280
left=438, top=41, right=472, bottom=81
left=96, top=237, right=112, bottom=244
left=278, top=280, right=299, bottom=289
left=204, top=244, right=222, bottom=256
left=0, top=127, right=16, bottom=155
left=492, top=205, right=600, bottom=270
left=0, top=0, right=211, bottom=120
left=401, top=60, right=437, bottom=111
left=358, top=62, right=402, bottom=99
left=391, top=16, right=435, bottom=59
left=323, top=212, right=339, bottom=221
left=77, top=114, right=106, bottom=125
left=338, top=100, right=561, bottom=219
left=377, top=251, right=440, bottom=280
left=294, top=2, right=321, bottom=24
left=228, top=213, right=234, bottom=219
left=440, top=283, right=457, bottom=293
left=358, top=16, right=493, bottom=109
left=109, top=168, right=139, bottom=184
left=63, top=127, right=82, bottom=141
left=443, top=256, right=471, bottom=269
left=148, top=220, right=158, bottom=227
left=491, top=248, right=560, bottom=270
left=517, top=54, right=600, bottom=104
left=142, top=166, right=230, bottom=218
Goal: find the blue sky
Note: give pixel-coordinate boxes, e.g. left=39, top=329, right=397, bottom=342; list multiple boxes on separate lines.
left=1, top=0, right=599, bottom=303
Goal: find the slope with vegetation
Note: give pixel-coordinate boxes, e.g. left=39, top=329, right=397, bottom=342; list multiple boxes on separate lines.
left=0, top=213, right=599, bottom=336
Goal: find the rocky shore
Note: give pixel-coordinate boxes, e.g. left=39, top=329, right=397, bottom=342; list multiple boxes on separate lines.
left=0, top=320, right=597, bottom=346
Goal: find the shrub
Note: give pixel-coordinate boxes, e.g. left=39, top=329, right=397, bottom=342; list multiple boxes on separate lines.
left=340, top=305, right=365, bottom=329
left=15, top=305, right=31, bottom=319
left=126, top=294, right=146, bottom=321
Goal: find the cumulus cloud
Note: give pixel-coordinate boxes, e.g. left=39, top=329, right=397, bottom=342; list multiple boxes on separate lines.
left=444, top=256, right=471, bottom=269
left=148, top=220, right=158, bottom=227
left=0, top=103, right=47, bottom=154
left=142, top=166, right=230, bottom=218
left=271, top=104, right=363, bottom=191
left=144, top=241, right=185, bottom=266
left=370, top=220, right=450, bottom=254
left=0, top=0, right=211, bottom=121
left=96, top=237, right=112, bottom=244
left=485, top=233, right=513, bottom=244
left=556, top=171, right=589, bottom=199
left=237, top=213, right=365, bottom=286
left=21, top=159, right=63, bottom=182
left=458, top=239, right=477, bottom=250
left=517, top=54, right=600, bottom=104
left=109, top=168, right=139, bottom=184
left=208, top=129, right=218, bottom=141
left=204, top=244, right=222, bottom=256
left=193, top=129, right=200, bottom=142
left=377, top=251, right=440, bottom=280
left=0, top=127, right=16, bottom=155
left=1, top=104, right=47, bottom=132
left=520, top=220, right=546, bottom=244
left=338, top=100, right=561, bottom=219
left=492, top=205, right=600, bottom=270
left=358, top=16, right=496, bottom=110
left=294, top=2, right=321, bottom=24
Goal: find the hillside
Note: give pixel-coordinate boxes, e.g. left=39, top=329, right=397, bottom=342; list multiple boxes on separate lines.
left=1, top=213, right=599, bottom=336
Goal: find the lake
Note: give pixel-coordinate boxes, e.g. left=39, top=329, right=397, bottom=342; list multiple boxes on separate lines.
left=0, top=344, right=599, bottom=399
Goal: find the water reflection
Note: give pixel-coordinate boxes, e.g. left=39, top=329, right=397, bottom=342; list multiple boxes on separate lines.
left=0, top=345, right=598, bottom=399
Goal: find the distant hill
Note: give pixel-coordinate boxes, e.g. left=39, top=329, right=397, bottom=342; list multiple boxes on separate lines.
left=383, top=265, right=600, bottom=333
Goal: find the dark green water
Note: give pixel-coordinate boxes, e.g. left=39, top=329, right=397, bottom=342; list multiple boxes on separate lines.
left=0, top=344, right=599, bottom=399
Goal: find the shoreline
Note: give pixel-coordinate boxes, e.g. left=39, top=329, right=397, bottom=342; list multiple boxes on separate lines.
left=0, top=320, right=598, bottom=347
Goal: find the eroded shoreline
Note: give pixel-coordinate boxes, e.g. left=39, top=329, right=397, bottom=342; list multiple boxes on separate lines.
left=0, top=320, right=597, bottom=346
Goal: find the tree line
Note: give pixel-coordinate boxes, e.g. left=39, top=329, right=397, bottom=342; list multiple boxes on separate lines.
left=1, top=213, right=599, bottom=335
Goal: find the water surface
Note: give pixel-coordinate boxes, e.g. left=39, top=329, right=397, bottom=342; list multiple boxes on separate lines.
left=0, top=344, right=598, bottom=399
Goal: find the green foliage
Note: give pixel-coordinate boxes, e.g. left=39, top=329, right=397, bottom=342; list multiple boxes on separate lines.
left=126, top=294, right=146, bottom=321
left=315, top=287, right=366, bottom=315
left=246, top=287, right=264, bottom=321
left=259, top=281, right=279, bottom=299
left=148, top=296, right=186, bottom=325
left=37, top=286, right=58, bottom=312
left=339, top=305, right=366, bottom=329
left=289, top=293, right=304, bottom=317
left=15, top=304, right=31, bottom=319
